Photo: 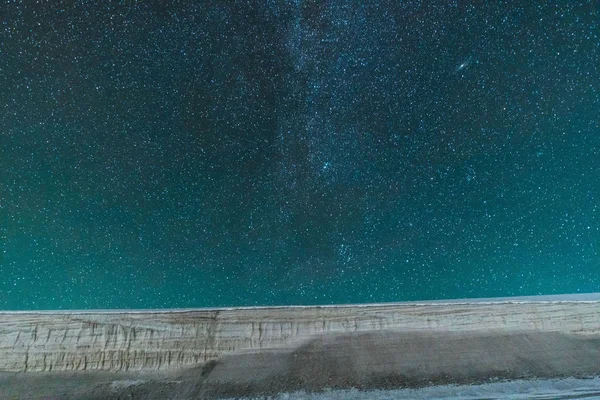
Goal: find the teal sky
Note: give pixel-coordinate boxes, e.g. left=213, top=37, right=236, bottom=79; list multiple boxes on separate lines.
left=1, top=1, right=599, bottom=310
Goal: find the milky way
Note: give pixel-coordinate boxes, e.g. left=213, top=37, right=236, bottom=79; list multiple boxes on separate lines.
left=1, top=1, right=599, bottom=309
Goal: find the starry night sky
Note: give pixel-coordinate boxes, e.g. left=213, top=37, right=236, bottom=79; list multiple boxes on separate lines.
left=1, top=1, right=600, bottom=310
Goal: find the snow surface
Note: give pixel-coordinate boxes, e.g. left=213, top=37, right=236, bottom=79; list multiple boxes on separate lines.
left=228, top=377, right=600, bottom=400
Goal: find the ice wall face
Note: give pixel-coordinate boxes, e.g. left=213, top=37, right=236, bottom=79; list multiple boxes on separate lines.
left=1, top=301, right=600, bottom=373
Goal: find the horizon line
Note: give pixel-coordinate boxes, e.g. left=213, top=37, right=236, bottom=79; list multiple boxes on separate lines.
left=2, top=292, right=600, bottom=314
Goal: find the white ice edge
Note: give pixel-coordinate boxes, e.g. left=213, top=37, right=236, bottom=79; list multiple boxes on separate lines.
left=1, top=293, right=599, bottom=314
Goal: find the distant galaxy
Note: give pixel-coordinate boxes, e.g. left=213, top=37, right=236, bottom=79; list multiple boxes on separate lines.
left=1, top=1, right=599, bottom=309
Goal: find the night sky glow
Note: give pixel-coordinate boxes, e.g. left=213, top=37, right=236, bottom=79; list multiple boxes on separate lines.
left=1, top=1, right=600, bottom=310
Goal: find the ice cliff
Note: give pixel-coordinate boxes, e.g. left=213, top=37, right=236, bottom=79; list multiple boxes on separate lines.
left=1, top=300, right=599, bottom=372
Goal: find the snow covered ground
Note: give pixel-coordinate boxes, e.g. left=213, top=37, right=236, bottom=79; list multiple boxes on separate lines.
left=229, top=376, right=600, bottom=400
